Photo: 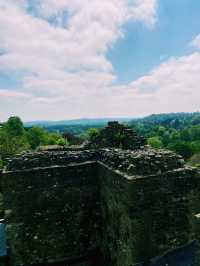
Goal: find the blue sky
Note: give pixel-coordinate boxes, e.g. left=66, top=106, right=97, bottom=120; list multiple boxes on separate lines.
left=0, top=0, right=200, bottom=121
left=109, top=0, right=200, bottom=83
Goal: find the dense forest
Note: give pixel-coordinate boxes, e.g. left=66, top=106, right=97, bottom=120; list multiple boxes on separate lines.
left=130, top=112, right=200, bottom=167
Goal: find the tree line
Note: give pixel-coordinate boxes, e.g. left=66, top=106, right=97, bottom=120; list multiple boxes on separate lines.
left=130, top=112, right=200, bottom=167
left=0, top=116, right=67, bottom=167
left=1, top=113, right=200, bottom=168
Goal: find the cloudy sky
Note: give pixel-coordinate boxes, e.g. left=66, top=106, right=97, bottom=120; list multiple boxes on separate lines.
left=0, top=0, right=200, bottom=121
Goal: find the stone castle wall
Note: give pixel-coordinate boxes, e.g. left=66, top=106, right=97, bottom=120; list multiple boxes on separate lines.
left=98, top=163, right=200, bottom=265
left=3, top=162, right=103, bottom=266
left=1, top=146, right=200, bottom=266
left=1, top=123, right=200, bottom=266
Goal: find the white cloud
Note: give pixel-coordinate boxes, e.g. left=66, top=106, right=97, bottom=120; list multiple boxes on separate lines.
left=115, top=52, right=200, bottom=115
left=191, top=34, right=200, bottom=49
left=128, top=0, right=158, bottom=26
left=0, top=0, right=157, bottom=77
left=0, top=89, right=31, bottom=98
left=6, top=1, right=196, bottom=120
left=0, top=0, right=159, bottom=120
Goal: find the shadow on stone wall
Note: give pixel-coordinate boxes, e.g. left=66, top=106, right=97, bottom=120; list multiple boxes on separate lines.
left=1, top=152, right=200, bottom=266
left=133, top=241, right=196, bottom=266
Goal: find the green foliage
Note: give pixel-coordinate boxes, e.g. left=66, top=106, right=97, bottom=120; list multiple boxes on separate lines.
left=0, top=119, right=30, bottom=162
left=157, top=126, right=166, bottom=136
left=191, top=115, right=200, bottom=125
left=148, top=137, right=163, bottom=149
left=130, top=113, right=200, bottom=160
left=27, top=127, right=48, bottom=149
left=190, top=141, right=200, bottom=154
left=180, top=129, right=191, bottom=141
left=56, top=138, right=68, bottom=146
left=0, top=113, right=199, bottom=164
left=88, top=128, right=100, bottom=140
left=35, top=123, right=105, bottom=136
left=130, top=112, right=200, bottom=130
left=0, top=117, right=67, bottom=165
left=26, top=128, right=69, bottom=148
left=5, top=116, right=25, bottom=136
left=168, top=141, right=193, bottom=160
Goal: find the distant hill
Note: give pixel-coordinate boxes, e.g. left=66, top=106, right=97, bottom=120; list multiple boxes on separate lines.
left=24, top=113, right=200, bottom=135
left=24, top=117, right=132, bottom=127
left=130, top=112, right=200, bottom=130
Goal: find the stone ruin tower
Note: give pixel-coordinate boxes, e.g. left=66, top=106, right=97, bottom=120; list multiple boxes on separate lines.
left=86, top=121, right=146, bottom=149
left=0, top=122, right=200, bottom=266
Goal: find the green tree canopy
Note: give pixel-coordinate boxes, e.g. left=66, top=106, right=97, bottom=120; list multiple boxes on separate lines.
left=26, top=127, right=47, bottom=149
left=168, top=141, right=193, bottom=159
left=5, top=116, right=25, bottom=137
left=147, top=137, right=163, bottom=149
left=56, top=138, right=68, bottom=146
left=0, top=123, right=29, bottom=162
left=88, top=128, right=100, bottom=140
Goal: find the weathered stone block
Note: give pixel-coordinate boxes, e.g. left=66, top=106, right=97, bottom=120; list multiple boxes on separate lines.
left=1, top=143, right=200, bottom=265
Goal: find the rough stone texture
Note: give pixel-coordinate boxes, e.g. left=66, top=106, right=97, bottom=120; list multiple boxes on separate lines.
left=100, top=147, right=185, bottom=176
left=3, top=162, right=102, bottom=266
left=2, top=149, right=200, bottom=266
left=1, top=122, right=200, bottom=266
left=86, top=121, right=146, bottom=149
left=98, top=163, right=200, bottom=265
left=6, top=147, right=185, bottom=177
left=5, top=150, right=99, bottom=171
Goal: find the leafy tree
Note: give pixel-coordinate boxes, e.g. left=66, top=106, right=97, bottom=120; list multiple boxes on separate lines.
left=5, top=116, right=25, bottom=136
left=47, top=133, right=61, bottom=145
left=88, top=128, right=100, bottom=140
left=190, top=141, right=200, bottom=154
left=27, top=127, right=68, bottom=149
left=189, top=125, right=200, bottom=141
left=27, top=127, right=47, bottom=149
left=157, top=126, right=166, bottom=136
left=130, top=112, right=200, bottom=162
left=0, top=123, right=29, bottom=161
left=168, top=141, right=193, bottom=159
left=56, top=138, right=68, bottom=146
left=180, top=129, right=191, bottom=141
left=191, top=115, right=200, bottom=125
left=148, top=137, right=163, bottom=149
left=169, top=130, right=180, bottom=142
left=162, top=131, right=171, bottom=146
